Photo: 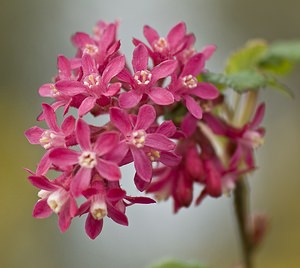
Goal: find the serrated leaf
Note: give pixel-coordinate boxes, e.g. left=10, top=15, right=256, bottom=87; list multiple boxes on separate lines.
left=202, top=71, right=267, bottom=92
left=258, top=57, right=294, bottom=76
left=149, top=260, right=205, bottom=268
left=225, top=39, right=268, bottom=74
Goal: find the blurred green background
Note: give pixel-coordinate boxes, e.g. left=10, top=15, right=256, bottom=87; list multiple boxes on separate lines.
left=1, top=0, right=299, bottom=267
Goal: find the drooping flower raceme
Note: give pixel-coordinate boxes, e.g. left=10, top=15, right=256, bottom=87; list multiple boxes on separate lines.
left=25, top=20, right=265, bottom=238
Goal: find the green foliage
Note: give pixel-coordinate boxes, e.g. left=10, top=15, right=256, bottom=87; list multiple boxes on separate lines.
left=149, top=260, right=205, bottom=268
left=202, top=39, right=300, bottom=95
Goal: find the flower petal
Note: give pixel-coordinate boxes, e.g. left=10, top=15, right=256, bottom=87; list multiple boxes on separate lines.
left=181, top=53, right=205, bottom=77
left=94, top=131, right=119, bottom=156
left=78, top=96, right=97, bottom=117
left=33, top=199, right=52, bottom=218
left=96, top=159, right=121, bottom=181
left=82, top=54, right=97, bottom=76
left=71, top=167, right=92, bottom=197
left=151, top=60, right=177, bottom=82
left=119, top=91, right=142, bottom=109
left=131, top=147, right=152, bottom=182
left=24, top=126, right=44, bottom=144
left=107, top=204, right=128, bottom=226
left=42, top=103, right=60, bottom=131
left=61, top=116, right=75, bottom=136
left=184, top=95, right=203, bottom=119
left=145, top=133, right=176, bottom=151
left=132, top=44, right=148, bottom=72
left=50, top=148, right=79, bottom=167
left=159, top=151, right=181, bottom=167
left=135, top=104, right=156, bottom=131
left=85, top=214, right=104, bottom=239
left=76, top=119, right=92, bottom=151
left=55, top=80, right=85, bottom=96
left=167, top=22, right=186, bottom=49
left=190, top=82, right=219, bottom=100
left=148, top=87, right=174, bottom=105
left=143, top=25, right=160, bottom=45
left=110, top=107, right=132, bottom=134
left=28, top=175, right=57, bottom=191
left=102, top=55, right=125, bottom=84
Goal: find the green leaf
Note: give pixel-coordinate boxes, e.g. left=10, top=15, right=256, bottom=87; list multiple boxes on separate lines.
left=258, top=40, right=300, bottom=75
left=225, top=40, right=268, bottom=74
left=202, top=71, right=267, bottom=92
left=149, top=260, right=205, bottom=268
left=265, top=75, right=294, bottom=97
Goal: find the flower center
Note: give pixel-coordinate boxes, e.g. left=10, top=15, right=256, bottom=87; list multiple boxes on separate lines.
left=243, top=130, right=264, bottom=149
left=83, top=73, right=101, bottom=89
left=153, top=37, right=169, bottom=53
left=79, top=151, right=97, bottom=168
left=50, top=84, right=60, bottom=97
left=47, top=189, right=68, bottom=214
left=90, top=198, right=107, bottom=220
left=39, top=130, right=65, bottom=150
left=134, top=70, right=152, bottom=85
left=146, top=149, right=161, bottom=162
left=131, top=130, right=146, bottom=148
left=182, top=75, right=198, bottom=89
left=83, top=44, right=99, bottom=56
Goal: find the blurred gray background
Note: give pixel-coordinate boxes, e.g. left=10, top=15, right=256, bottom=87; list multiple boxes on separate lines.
left=1, top=0, right=300, bottom=267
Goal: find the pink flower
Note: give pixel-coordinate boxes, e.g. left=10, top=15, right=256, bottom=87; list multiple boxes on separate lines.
left=50, top=119, right=121, bottom=197
left=170, top=53, right=219, bottom=119
left=110, top=104, right=177, bottom=185
left=25, top=103, right=75, bottom=150
left=28, top=174, right=77, bottom=232
left=118, top=44, right=177, bottom=108
left=133, top=22, right=189, bottom=65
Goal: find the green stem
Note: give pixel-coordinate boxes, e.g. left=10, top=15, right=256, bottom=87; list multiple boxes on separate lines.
left=234, top=178, right=253, bottom=268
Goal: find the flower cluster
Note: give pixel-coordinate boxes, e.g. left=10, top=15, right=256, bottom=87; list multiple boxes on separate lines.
left=25, top=20, right=265, bottom=238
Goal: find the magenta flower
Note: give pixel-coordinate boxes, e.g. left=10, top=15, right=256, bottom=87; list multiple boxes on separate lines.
left=110, top=104, right=177, bottom=184
left=170, top=52, right=219, bottom=119
left=28, top=174, right=77, bottom=232
left=50, top=119, right=121, bottom=197
left=204, top=103, right=265, bottom=169
left=25, top=103, right=75, bottom=150
left=133, top=22, right=189, bottom=65
left=118, top=44, right=177, bottom=108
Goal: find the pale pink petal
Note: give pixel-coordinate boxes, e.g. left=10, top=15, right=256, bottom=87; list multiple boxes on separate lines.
left=135, top=104, right=156, bottom=131
left=39, top=83, right=56, bottom=97
left=102, top=55, right=125, bottom=84
left=145, top=133, right=176, bottom=151
left=110, top=107, right=132, bottom=135
left=167, top=22, right=186, bottom=48
left=33, top=199, right=52, bottom=218
left=76, top=119, right=91, bottom=151
left=50, top=148, right=79, bottom=167
left=151, top=60, right=177, bottom=82
left=71, top=167, right=92, bottom=197
left=131, top=147, right=152, bottom=182
left=119, top=91, right=142, bottom=109
left=148, top=87, right=174, bottom=105
left=96, top=159, right=121, bottom=181
left=85, top=214, right=104, bottom=239
left=24, top=126, right=44, bottom=144
left=190, top=82, right=219, bottom=100
left=94, top=131, right=119, bottom=156
left=143, top=25, right=160, bottom=45
left=78, top=96, right=97, bottom=117
left=184, top=95, right=203, bottom=119
left=132, top=44, right=148, bottom=72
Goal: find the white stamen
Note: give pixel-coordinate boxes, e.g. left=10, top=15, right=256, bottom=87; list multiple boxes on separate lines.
left=182, top=75, right=198, bottom=89
left=83, top=74, right=101, bottom=89
left=90, top=201, right=107, bottom=220
left=79, top=151, right=97, bottom=168
left=83, top=44, right=99, bottom=56
left=134, top=70, right=152, bottom=85
left=131, top=130, right=146, bottom=148
left=153, top=37, right=169, bottom=53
